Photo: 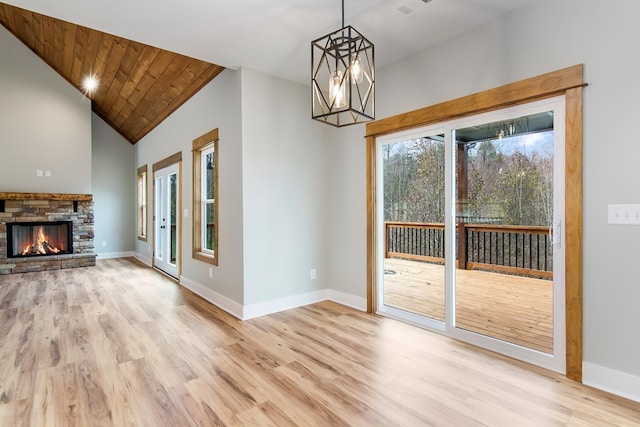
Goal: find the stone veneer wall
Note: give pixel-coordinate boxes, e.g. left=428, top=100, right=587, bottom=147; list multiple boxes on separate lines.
left=0, top=193, right=96, bottom=274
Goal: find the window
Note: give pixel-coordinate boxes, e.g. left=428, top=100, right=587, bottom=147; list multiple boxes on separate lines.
left=192, top=128, right=218, bottom=265
left=137, top=165, right=148, bottom=241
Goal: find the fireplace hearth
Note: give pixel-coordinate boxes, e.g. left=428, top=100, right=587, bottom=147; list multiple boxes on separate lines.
left=7, top=221, right=73, bottom=258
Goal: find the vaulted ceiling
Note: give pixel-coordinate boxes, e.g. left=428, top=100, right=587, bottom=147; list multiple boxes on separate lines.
left=0, top=0, right=537, bottom=144
left=0, top=3, right=224, bottom=144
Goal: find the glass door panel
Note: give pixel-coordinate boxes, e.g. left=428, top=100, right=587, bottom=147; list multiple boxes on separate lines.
left=453, top=110, right=557, bottom=354
left=379, top=132, right=446, bottom=323
left=169, top=172, right=177, bottom=266
left=155, top=176, right=164, bottom=261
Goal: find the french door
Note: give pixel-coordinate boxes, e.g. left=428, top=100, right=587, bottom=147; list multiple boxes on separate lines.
left=154, top=162, right=180, bottom=279
left=376, top=97, right=566, bottom=372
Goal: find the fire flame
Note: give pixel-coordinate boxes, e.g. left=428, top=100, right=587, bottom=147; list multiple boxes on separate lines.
left=21, top=226, right=62, bottom=256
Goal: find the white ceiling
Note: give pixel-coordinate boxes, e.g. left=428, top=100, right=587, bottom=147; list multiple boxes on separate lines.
left=2, top=0, right=536, bottom=85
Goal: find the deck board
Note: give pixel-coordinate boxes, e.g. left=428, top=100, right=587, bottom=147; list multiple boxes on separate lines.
left=383, top=258, right=553, bottom=353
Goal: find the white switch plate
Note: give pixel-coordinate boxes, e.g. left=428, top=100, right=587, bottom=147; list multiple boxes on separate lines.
left=608, top=204, right=640, bottom=225
left=310, top=268, right=316, bottom=280
left=36, top=170, right=43, bottom=177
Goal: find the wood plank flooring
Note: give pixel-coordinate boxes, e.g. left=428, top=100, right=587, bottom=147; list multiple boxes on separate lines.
left=383, top=258, right=553, bottom=353
left=0, top=257, right=638, bottom=426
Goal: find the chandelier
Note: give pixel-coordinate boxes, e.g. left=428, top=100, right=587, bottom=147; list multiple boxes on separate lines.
left=311, top=0, right=374, bottom=127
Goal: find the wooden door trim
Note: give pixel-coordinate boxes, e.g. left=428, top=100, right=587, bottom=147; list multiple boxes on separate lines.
left=365, top=64, right=584, bottom=381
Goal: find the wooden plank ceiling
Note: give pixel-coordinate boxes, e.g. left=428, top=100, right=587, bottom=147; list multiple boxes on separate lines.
left=0, top=3, right=224, bottom=144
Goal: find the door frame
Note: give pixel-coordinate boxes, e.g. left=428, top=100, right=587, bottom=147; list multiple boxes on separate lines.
left=365, top=65, right=585, bottom=381
left=152, top=152, right=183, bottom=279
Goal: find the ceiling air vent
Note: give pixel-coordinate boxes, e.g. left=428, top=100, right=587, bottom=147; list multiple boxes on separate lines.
left=395, top=0, right=433, bottom=16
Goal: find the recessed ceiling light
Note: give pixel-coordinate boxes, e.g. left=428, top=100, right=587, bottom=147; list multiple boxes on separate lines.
left=82, top=74, right=99, bottom=96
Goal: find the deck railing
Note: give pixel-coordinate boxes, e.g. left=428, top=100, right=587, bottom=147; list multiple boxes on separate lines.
left=385, top=221, right=552, bottom=279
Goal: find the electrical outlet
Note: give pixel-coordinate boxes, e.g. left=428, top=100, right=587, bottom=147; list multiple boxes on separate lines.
left=36, top=170, right=43, bottom=177
left=101, top=241, right=107, bottom=247
left=45, top=170, right=51, bottom=177
left=209, top=267, right=213, bottom=278
left=310, top=268, right=316, bottom=280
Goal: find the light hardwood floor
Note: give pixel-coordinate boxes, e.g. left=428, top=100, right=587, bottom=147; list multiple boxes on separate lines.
left=0, top=258, right=638, bottom=426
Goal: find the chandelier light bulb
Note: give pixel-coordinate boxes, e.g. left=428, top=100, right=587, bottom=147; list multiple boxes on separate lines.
left=350, top=54, right=364, bottom=84
left=329, top=70, right=346, bottom=108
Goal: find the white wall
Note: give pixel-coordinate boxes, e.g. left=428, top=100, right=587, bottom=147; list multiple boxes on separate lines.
left=0, top=25, right=91, bottom=194
left=332, top=0, right=640, bottom=400
left=92, top=113, right=135, bottom=257
left=134, top=69, right=245, bottom=307
left=240, top=69, right=331, bottom=310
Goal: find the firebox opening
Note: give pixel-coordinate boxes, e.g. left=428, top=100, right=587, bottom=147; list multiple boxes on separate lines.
left=7, top=221, right=73, bottom=258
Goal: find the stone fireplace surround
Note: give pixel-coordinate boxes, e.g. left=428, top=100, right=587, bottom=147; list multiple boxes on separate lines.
left=0, top=192, right=96, bottom=274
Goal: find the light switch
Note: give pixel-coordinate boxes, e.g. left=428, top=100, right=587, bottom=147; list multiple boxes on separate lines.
left=608, top=204, right=640, bottom=225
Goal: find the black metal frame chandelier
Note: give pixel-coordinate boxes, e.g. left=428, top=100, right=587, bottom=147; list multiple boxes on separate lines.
left=311, top=0, right=374, bottom=127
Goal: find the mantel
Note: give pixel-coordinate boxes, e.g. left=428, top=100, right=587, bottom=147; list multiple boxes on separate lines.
left=0, top=192, right=92, bottom=201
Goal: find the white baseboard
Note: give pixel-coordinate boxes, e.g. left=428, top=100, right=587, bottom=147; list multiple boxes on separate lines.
left=242, top=289, right=367, bottom=320
left=175, top=276, right=366, bottom=322
left=133, top=253, right=152, bottom=267
left=96, top=251, right=135, bottom=259
left=583, top=361, right=640, bottom=402
left=179, top=276, right=244, bottom=319
left=242, top=289, right=330, bottom=320
left=327, top=289, right=367, bottom=311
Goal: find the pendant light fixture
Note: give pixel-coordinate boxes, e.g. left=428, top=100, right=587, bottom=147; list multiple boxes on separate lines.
left=311, top=0, right=374, bottom=127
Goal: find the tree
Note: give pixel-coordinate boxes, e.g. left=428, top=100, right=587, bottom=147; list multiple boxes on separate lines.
left=383, top=142, right=416, bottom=221
left=382, top=133, right=554, bottom=227
left=407, top=137, right=445, bottom=223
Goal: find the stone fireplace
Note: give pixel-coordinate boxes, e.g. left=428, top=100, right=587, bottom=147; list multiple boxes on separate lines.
left=0, top=192, right=96, bottom=274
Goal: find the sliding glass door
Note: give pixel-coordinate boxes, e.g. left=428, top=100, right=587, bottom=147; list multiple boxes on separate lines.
left=377, top=97, right=566, bottom=372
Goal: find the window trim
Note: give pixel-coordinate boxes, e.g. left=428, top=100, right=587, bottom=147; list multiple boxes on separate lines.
left=137, top=164, right=148, bottom=241
left=192, top=128, right=219, bottom=266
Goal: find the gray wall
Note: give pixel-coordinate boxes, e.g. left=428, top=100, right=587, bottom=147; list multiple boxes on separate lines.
left=240, top=68, right=330, bottom=307
left=135, top=68, right=245, bottom=306
left=331, top=0, right=640, bottom=398
left=134, top=67, right=333, bottom=314
left=0, top=25, right=137, bottom=258
left=0, top=25, right=91, bottom=194
left=91, top=113, right=135, bottom=257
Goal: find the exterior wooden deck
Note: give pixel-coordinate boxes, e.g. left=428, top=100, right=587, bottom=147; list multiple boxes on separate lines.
left=383, top=258, right=553, bottom=353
